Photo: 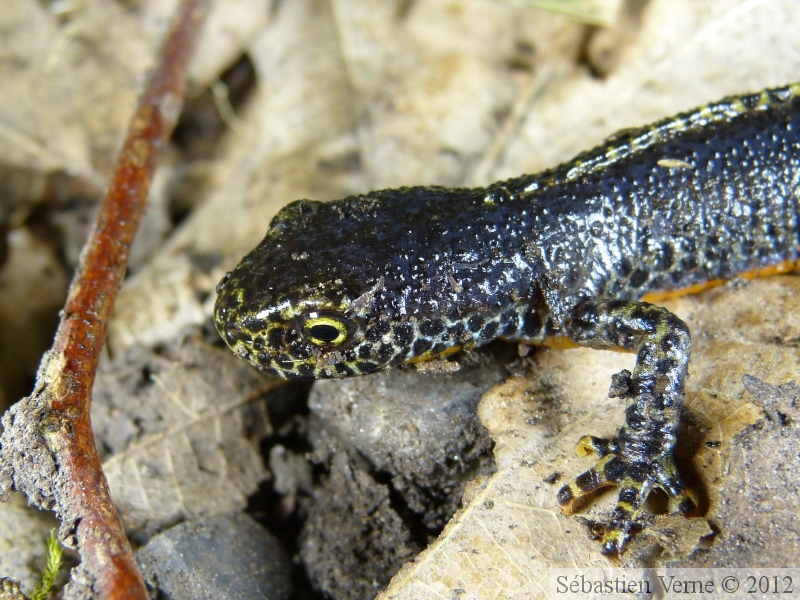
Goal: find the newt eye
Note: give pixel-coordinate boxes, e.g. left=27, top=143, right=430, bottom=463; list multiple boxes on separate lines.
left=301, top=313, right=352, bottom=347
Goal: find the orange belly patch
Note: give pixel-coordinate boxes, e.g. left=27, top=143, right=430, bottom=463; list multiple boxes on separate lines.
left=640, top=256, right=800, bottom=303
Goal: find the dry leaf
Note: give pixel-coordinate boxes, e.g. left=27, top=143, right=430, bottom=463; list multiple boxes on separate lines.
left=0, top=0, right=179, bottom=183
left=94, top=341, right=282, bottom=536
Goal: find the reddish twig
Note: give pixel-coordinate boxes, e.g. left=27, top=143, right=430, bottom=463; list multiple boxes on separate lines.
left=0, top=1, right=210, bottom=598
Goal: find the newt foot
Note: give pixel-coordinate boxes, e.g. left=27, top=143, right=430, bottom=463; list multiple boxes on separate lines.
left=557, top=434, right=697, bottom=556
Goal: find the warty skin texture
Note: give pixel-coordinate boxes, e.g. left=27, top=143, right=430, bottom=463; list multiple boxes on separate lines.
left=215, top=83, right=800, bottom=554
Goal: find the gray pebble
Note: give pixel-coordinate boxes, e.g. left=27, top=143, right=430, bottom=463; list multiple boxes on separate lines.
left=302, top=354, right=506, bottom=598
left=137, top=512, right=291, bottom=600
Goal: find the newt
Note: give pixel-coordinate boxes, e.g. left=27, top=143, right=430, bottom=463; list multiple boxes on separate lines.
left=214, top=83, right=800, bottom=555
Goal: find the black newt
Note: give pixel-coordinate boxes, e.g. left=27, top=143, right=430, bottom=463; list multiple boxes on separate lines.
left=214, top=83, right=800, bottom=555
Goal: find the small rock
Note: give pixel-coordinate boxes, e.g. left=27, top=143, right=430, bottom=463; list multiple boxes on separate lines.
left=302, top=354, right=506, bottom=598
left=137, top=512, right=291, bottom=600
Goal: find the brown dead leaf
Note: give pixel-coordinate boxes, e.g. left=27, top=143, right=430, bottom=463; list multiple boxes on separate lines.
left=94, top=340, right=282, bottom=535
left=0, top=0, right=179, bottom=183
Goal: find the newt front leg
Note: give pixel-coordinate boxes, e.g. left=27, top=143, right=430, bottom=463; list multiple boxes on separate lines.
left=556, top=299, right=698, bottom=555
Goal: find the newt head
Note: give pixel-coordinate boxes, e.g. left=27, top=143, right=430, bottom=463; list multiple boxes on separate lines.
left=213, top=198, right=397, bottom=379
left=213, top=191, right=502, bottom=380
